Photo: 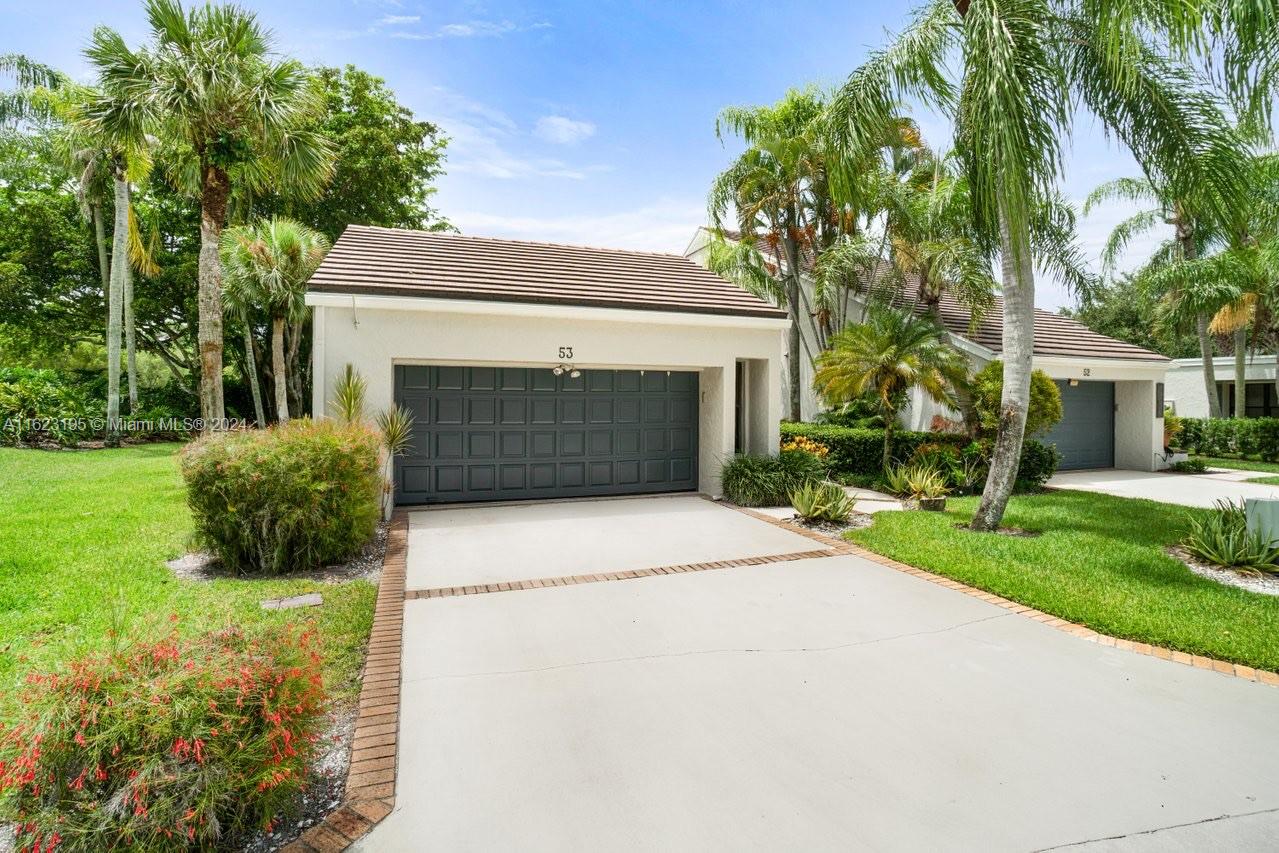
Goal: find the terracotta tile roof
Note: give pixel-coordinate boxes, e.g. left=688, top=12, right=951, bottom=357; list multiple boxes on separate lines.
left=307, top=225, right=788, bottom=319
left=903, top=289, right=1169, bottom=362
left=699, top=227, right=1167, bottom=362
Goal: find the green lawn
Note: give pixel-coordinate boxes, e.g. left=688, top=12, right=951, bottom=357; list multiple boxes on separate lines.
left=848, top=491, right=1279, bottom=671
left=0, top=444, right=377, bottom=723
left=1248, top=475, right=1279, bottom=485
left=1191, top=454, right=1279, bottom=473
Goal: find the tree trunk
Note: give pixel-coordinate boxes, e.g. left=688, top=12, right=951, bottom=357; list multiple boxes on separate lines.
left=882, top=419, right=893, bottom=472
left=272, top=314, right=289, bottom=424
left=971, top=210, right=1034, bottom=532
left=197, top=163, right=229, bottom=428
left=105, top=169, right=127, bottom=446
left=243, top=316, right=266, bottom=426
left=92, top=203, right=109, bottom=293
left=786, top=275, right=802, bottom=421
left=122, top=186, right=138, bottom=415
left=1197, top=314, right=1221, bottom=418
left=1234, top=325, right=1247, bottom=419
left=1176, top=211, right=1220, bottom=419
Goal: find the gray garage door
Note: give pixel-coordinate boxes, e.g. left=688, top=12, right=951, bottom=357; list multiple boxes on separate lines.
left=394, top=365, right=699, bottom=505
left=1042, top=380, right=1115, bottom=470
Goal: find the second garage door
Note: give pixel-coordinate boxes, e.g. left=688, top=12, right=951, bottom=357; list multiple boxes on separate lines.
left=394, top=365, right=699, bottom=504
left=1042, top=380, right=1115, bottom=470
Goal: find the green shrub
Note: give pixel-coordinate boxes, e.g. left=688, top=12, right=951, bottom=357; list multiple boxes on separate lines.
left=720, top=450, right=827, bottom=507
left=0, top=367, right=91, bottom=446
left=1178, top=417, right=1206, bottom=453
left=790, top=481, right=855, bottom=523
left=180, top=418, right=382, bottom=574
left=1014, top=439, right=1060, bottom=490
left=970, top=361, right=1063, bottom=437
left=1169, top=458, right=1209, bottom=473
left=0, top=622, right=326, bottom=850
left=1256, top=419, right=1279, bottom=462
left=1182, top=500, right=1279, bottom=572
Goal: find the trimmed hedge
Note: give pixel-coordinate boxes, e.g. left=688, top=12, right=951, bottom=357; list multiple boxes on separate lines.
left=780, top=421, right=1058, bottom=490
left=1179, top=417, right=1279, bottom=462
left=180, top=418, right=382, bottom=574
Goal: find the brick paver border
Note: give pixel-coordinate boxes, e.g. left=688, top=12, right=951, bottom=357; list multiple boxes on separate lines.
left=715, top=499, right=1279, bottom=687
left=285, top=510, right=409, bottom=853
left=404, top=547, right=840, bottom=599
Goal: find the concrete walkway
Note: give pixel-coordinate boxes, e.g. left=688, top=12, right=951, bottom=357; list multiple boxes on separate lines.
left=1049, top=468, right=1279, bottom=508
left=356, top=498, right=1279, bottom=852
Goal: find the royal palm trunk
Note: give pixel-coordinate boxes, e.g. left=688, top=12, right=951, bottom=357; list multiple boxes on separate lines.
left=242, top=318, right=266, bottom=426
left=105, top=169, right=127, bottom=445
left=971, top=210, right=1034, bottom=532
left=1234, top=326, right=1247, bottom=419
left=123, top=190, right=137, bottom=415
left=1177, top=214, right=1220, bottom=418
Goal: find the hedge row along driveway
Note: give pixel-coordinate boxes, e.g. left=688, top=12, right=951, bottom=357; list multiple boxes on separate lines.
left=0, top=444, right=377, bottom=727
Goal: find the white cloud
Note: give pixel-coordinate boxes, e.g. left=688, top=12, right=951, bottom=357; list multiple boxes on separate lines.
left=449, top=200, right=707, bottom=253
left=388, top=19, right=549, bottom=40
left=377, top=14, right=420, bottom=25
left=534, top=116, right=597, bottom=145
left=422, top=87, right=608, bottom=181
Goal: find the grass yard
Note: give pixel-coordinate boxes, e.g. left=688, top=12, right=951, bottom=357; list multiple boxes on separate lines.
left=1247, top=475, right=1279, bottom=485
left=1191, top=454, right=1279, bottom=474
left=848, top=490, right=1279, bottom=672
left=0, top=444, right=377, bottom=724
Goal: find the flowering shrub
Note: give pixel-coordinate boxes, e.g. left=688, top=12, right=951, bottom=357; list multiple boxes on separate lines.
left=0, top=622, right=326, bottom=851
left=180, top=418, right=382, bottom=574
left=779, top=435, right=830, bottom=459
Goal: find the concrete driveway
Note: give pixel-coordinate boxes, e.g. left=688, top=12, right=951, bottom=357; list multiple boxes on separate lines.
left=357, top=498, right=1279, bottom=852
left=404, top=494, right=821, bottom=590
left=1049, top=467, right=1279, bottom=508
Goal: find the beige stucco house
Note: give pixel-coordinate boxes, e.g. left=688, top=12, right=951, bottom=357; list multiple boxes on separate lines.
left=683, top=228, right=1172, bottom=472
left=305, top=225, right=788, bottom=505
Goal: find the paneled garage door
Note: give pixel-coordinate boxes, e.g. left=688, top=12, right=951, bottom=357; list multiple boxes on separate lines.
left=394, top=365, right=699, bottom=505
left=1042, top=380, right=1115, bottom=470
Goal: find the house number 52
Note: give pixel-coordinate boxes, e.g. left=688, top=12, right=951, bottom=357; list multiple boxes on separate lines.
left=558, top=346, right=574, bottom=359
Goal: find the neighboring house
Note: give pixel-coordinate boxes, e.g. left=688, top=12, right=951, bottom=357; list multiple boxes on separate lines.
left=305, top=225, right=788, bottom=505
left=1166, top=355, right=1279, bottom=418
left=684, top=228, right=1172, bottom=472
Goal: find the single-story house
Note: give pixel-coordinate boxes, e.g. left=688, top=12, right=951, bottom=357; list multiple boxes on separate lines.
left=683, top=228, right=1172, bottom=472
left=305, top=225, right=789, bottom=505
left=1165, top=355, right=1279, bottom=418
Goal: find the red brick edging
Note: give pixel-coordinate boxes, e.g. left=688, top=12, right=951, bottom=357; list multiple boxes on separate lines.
left=285, top=511, right=409, bottom=852
left=716, top=499, right=1279, bottom=687
left=404, top=547, right=839, bottom=599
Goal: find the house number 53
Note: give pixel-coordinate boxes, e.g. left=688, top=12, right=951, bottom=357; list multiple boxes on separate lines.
left=558, top=346, right=574, bottom=359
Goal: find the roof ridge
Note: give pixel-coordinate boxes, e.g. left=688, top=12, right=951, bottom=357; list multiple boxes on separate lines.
left=344, top=224, right=692, bottom=260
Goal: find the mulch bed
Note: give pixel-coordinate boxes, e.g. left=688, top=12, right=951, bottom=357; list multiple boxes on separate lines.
left=783, top=512, right=874, bottom=536
left=166, top=520, right=389, bottom=584
left=1166, top=546, right=1279, bottom=597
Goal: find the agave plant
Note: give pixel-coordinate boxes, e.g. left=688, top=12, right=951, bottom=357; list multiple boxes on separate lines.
left=1182, top=500, right=1279, bottom=574
left=330, top=364, right=366, bottom=423
left=790, top=481, right=855, bottom=524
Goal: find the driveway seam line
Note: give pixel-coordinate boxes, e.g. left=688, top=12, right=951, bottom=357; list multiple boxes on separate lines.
left=403, top=548, right=842, bottom=599
left=713, top=498, right=1279, bottom=687
left=284, top=510, right=408, bottom=853
left=401, top=613, right=1013, bottom=683
left=1031, top=804, right=1279, bottom=851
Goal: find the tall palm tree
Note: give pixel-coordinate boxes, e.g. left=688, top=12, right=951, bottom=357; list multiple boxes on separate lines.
left=826, top=0, right=1256, bottom=531
left=220, top=218, right=329, bottom=424
left=709, top=88, right=831, bottom=421
left=1086, top=175, right=1236, bottom=418
left=84, top=0, right=334, bottom=428
left=814, top=305, right=968, bottom=470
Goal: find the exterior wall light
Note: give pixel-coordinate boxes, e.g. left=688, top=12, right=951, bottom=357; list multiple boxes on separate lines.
left=551, top=364, right=581, bottom=378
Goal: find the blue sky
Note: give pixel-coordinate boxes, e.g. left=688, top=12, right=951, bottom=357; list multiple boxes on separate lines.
left=2, top=0, right=1163, bottom=310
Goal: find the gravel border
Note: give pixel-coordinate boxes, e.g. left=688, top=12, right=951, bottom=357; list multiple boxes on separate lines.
left=167, top=520, right=389, bottom=584
left=782, top=512, right=874, bottom=536
left=1166, top=546, right=1279, bottom=597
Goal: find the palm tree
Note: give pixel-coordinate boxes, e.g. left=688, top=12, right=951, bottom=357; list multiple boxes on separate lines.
left=220, top=218, right=329, bottom=424
left=1085, top=174, right=1236, bottom=418
left=709, top=89, right=830, bottom=421
left=84, top=0, right=334, bottom=428
left=826, top=0, right=1256, bottom=531
left=813, top=305, right=968, bottom=470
